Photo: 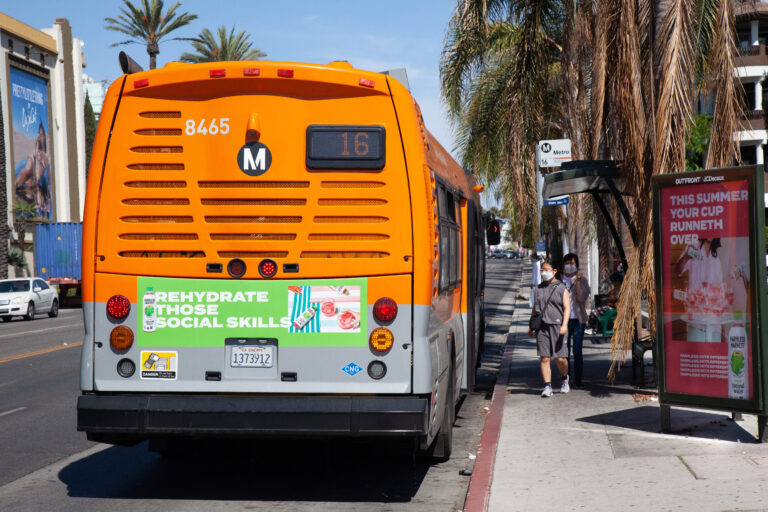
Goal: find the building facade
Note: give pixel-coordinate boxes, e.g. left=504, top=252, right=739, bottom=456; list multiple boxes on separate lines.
left=735, top=0, right=768, bottom=165
left=0, top=13, right=87, bottom=232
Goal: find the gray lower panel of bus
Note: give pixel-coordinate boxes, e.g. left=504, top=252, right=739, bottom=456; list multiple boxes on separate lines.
left=90, top=303, right=414, bottom=394
left=77, top=393, right=429, bottom=440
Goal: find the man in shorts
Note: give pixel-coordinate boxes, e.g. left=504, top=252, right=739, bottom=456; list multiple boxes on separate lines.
left=528, top=261, right=570, bottom=397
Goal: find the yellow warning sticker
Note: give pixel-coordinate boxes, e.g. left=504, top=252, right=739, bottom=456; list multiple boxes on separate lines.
left=140, top=351, right=178, bottom=380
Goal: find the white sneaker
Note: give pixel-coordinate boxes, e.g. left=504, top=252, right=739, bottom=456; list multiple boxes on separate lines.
left=560, top=379, right=570, bottom=394
left=541, top=385, right=553, bottom=397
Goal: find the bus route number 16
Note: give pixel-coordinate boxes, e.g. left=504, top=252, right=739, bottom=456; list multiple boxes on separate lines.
left=185, top=118, right=230, bottom=136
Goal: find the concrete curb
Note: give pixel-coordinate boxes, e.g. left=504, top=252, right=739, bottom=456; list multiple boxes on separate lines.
left=464, top=261, right=528, bottom=512
left=463, top=325, right=517, bottom=512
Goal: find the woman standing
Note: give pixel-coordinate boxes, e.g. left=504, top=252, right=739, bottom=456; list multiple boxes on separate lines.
left=562, top=253, right=590, bottom=387
left=528, top=261, right=570, bottom=397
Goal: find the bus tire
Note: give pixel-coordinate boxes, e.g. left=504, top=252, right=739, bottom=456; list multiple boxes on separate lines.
left=430, top=347, right=455, bottom=462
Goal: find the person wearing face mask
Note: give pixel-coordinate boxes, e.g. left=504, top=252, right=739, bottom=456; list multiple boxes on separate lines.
left=528, top=261, right=571, bottom=397
left=561, top=253, right=591, bottom=387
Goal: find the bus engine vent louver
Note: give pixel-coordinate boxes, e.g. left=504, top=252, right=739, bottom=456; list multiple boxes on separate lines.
left=300, top=251, right=390, bottom=258
left=134, top=128, right=182, bottom=136
left=320, top=181, right=385, bottom=189
left=198, top=181, right=310, bottom=189
left=204, top=216, right=302, bottom=223
left=139, top=111, right=181, bottom=118
left=125, top=181, right=186, bottom=188
left=127, top=163, right=185, bottom=171
left=131, top=146, right=183, bottom=153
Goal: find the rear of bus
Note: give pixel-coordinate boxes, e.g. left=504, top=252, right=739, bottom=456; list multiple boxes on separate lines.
left=77, top=61, right=431, bottom=445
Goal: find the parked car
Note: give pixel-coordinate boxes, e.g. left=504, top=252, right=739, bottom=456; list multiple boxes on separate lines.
left=502, top=250, right=516, bottom=259
left=0, top=278, right=59, bottom=321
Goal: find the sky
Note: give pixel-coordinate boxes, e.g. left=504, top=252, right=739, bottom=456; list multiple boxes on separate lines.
left=3, top=0, right=460, bottom=159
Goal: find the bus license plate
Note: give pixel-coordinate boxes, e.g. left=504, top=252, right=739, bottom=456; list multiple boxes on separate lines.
left=230, top=346, right=273, bottom=368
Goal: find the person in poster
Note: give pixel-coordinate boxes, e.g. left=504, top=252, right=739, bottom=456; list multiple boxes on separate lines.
left=10, top=67, right=52, bottom=220
left=660, top=178, right=753, bottom=399
left=15, top=122, right=51, bottom=219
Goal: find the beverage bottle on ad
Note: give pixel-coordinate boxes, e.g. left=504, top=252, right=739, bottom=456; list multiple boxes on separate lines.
left=143, top=287, right=156, bottom=333
left=728, top=310, right=748, bottom=399
left=293, top=305, right=318, bottom=330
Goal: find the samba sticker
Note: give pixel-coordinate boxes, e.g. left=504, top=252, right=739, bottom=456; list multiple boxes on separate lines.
left=140, top=351, right=178, bottom=380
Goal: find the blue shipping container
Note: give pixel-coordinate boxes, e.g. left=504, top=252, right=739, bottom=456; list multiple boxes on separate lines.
left=35, top=223, right=82, bottom=280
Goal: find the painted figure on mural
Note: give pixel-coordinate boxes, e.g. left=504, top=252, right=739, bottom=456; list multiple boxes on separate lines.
left=15, top=122, right=51, bottom=219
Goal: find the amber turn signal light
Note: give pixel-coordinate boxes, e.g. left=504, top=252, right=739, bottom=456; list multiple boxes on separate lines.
left=369, top=327, right=394, bottom=353
left=110, top=326, right=134, bottom=351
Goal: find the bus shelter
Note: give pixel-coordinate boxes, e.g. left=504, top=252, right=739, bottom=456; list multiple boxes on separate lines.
left=542, top=161, right=654, bottom=385
left=542, top=160, right=636, bottom=272
left=652, top=166, right=768, bottom=442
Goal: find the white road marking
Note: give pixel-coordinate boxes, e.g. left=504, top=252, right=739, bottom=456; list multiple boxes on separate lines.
left=0, top=407, right=27, bottom=418
left=0, top=323, right=82, bottom=339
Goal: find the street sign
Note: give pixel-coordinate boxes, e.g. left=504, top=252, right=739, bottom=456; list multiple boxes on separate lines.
left=536, top=139, right=572, bottom=168
left=536, top=241, right=545, bottom=252
left=543, top=195, right=570, bottom=206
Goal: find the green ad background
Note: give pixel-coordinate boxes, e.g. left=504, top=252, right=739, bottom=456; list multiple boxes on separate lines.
left=137, top=277, right=367, bottom=347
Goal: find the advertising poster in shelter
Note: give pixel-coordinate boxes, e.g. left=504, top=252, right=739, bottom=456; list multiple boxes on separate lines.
left=9, top=67, right=52, bottom=220
left=659, top=176, right=753, bottom=400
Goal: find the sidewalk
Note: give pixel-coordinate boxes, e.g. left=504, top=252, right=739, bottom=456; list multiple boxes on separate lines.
left=487, top=291, right=768, bottom=512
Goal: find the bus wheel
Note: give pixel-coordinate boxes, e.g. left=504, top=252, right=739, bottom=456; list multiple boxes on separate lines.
left=430, top=354, right=455, bottom=462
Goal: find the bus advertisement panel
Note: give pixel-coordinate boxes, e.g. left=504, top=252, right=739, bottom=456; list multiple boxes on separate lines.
left=656, top=169, right=759, bottom=405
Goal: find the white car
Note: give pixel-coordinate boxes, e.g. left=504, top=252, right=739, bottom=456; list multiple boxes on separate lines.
left=0, top=278, right=59, bottom=321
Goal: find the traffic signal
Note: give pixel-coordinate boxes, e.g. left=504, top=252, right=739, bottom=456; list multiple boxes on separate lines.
left=486, top=219, right=501, bottom=245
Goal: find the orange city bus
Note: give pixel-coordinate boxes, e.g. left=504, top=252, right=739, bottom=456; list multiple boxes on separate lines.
left=76, top=58, right=488, bottom=459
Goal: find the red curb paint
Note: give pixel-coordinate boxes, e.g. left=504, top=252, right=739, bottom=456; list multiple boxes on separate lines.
left=464, top=330, right=516, bottom=512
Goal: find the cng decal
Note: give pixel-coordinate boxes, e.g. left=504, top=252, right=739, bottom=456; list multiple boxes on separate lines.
left=237, top=141, right=272, bottom=176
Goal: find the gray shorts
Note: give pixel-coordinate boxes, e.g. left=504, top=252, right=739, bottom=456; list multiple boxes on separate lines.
left=537, top=323, right=567, bottom=358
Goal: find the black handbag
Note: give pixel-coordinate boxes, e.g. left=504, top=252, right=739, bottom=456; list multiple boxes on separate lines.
left=529, top=283, right=559, bottom=331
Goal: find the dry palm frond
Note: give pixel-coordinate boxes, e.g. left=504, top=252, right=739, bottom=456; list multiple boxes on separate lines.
left=704, top=0, right=743, bottom=168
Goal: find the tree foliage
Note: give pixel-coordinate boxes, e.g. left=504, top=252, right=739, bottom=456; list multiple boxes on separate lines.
left=685, top=114, right=713, bottom=171
left=443, top=0, right=743, bottom=373
left=84, top=93, right=97, bottom=177
left=180, top=26, right=266, bottom=63
left=105, top=0, right=197, bottom=69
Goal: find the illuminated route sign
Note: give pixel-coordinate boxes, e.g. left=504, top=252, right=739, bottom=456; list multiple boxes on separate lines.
left=306, top=125, right=385, bottom=169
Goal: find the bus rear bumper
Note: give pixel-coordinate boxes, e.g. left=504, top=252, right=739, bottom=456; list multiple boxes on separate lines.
left=77, top=393, right=429, bottom=442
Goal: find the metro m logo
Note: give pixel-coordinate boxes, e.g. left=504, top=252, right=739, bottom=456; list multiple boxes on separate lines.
left=236, top=142, right=272, bottom=176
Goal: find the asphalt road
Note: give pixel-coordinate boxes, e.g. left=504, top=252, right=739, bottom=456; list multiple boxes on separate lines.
left=0, top=260, right=525, bottom=511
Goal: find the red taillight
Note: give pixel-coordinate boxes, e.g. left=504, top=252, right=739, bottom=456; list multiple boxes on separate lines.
left=259, top=259, right=278, bottom=278
left=228, top=258, right=247, bottom=278
left=243, top=67, right=260, bottom=76
left=133, top=78, right=149, bottom=88
left=359, top=78, right=375, bottom=88
left=107, top=295, right=131, bottom=320
left=277, top=68, right=294, bottom=78
left=373, top=297, right=398, bottom=323
left=209, top=68, right=226, bottom=78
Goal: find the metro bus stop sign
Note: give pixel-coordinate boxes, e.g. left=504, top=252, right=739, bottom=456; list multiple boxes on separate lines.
left=651, top=165, right=768, bottom=441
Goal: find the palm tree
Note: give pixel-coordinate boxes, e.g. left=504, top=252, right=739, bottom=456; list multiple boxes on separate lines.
left=442, top=0, right=742, bottom=373
left=180, top=26, right=266, bottom=63
left=441, top=2, right=564, bottom=236
left=105, top=0, right=197, bottom=70
left=12, top=201, right=40, bottom=277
